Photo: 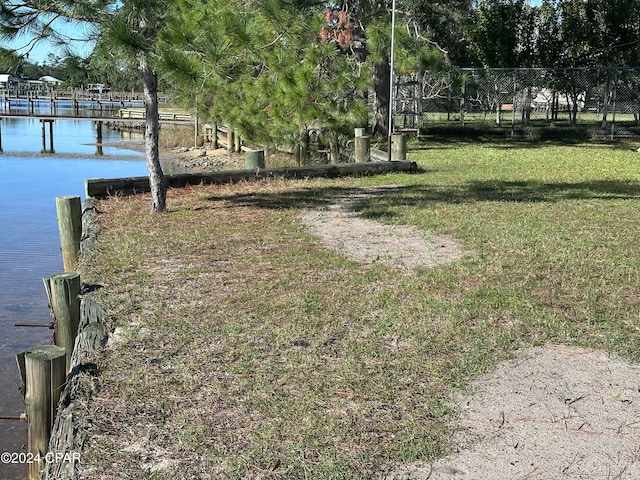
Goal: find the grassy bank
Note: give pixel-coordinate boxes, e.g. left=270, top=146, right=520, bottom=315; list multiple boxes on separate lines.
left=78, top=138, right=640, bottom=479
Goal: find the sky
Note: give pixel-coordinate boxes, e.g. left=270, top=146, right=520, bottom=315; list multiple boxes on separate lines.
left=6, top=18, right=94, bottom=65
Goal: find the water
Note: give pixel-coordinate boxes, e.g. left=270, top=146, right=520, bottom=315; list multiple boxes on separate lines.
left=0, top=110, right=147, bottom=479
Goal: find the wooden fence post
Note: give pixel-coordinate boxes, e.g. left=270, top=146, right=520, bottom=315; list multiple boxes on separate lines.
left=391, top=133, right=407, bottom=161
left=16, top=345, right=66, bottom=480
left=56, top=196, right=82, bottom=272
left=44, top=272, right=81, bottom=373
left=234, top=130, right=241, bottom=153
left=245, top=149, right=265, bottom=169
left=227, top=128, right=234, bottom=153
left=355, top=136, right=370, bottom=163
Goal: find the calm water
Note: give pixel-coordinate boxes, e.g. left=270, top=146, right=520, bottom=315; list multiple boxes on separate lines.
left=0, top=109, right=147, bottom=479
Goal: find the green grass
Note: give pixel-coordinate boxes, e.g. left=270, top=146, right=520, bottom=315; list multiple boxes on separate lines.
left=78, top=137, right=640, bottom=479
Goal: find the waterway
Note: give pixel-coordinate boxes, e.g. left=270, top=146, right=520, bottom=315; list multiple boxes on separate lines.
left=0, top=105, right=147, bottom=479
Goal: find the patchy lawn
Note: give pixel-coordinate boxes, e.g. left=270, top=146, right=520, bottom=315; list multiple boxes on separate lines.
left=77, top=138, right=640, bottom=479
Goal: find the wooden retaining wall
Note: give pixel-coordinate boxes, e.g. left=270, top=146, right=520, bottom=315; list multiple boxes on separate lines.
left=42, top=199, right=108, bottom=480
left=86, top=161, right=418, bottom=199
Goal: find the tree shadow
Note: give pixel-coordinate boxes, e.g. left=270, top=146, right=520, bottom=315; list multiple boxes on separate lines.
left=206, top=177, right=640, bottom=216
left=388, top=179, right=640, bottom=206
left=205, top=184, right=414, bottom=211
left=412, top=135, right=635, bottom=151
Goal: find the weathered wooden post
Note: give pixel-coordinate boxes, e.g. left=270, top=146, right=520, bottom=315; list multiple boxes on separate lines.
left=212, top=122, right=218, bottom=148
left=234, top=130, right=241, bottom=152
left=355, top=135, right=370, bottom=163
left=40, top=119, right=55, bottom=153
left=48, top=120, right=55, bottom=153
left=40, top=119, right=46, bottom=153
left=391, top=133, right=407, bottom=161
left=95, top=121, right=104, bottom=156
left=16, top=345, right=66, bottom=480
left=44, top=272, right=81, bottom=372
left=227, top=127, right=234, bottom=153
left=245, top=149, right=265, bottom=169
left=56, top=196, right=82, bottom=272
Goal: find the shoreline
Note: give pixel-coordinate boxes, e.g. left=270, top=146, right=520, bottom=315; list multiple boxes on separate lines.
left=104, top=140, right=246, bottom=173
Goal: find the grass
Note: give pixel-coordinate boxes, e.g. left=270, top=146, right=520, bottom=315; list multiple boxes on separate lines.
left=78, top=137, right=640, bottom=479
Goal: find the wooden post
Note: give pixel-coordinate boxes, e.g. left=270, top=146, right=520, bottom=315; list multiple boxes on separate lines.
left=56, top=196, right=82, bottom=272
left=41, top=119, right=46, bottom=153
left=234, top=130, right=241, bottom=152
left=227, top=128, right=234, bottom=153
left=49, top=120, right=54, bottom=153
left=245, top=149, right=265, bottom=169
left=43, top=272, right=81, bottom=372
left=391, top=133, right=407, bottom=161
left=40, top=120, right=55, bottom=153
left=16, top=345, right=66, bottom=480
left=95, top=121, right=103, bottom=156
left=355, top=135, right=370, bottom=163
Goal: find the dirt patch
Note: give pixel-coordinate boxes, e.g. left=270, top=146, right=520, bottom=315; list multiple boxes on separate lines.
left=387, top=345, right=640, bottom=479
left=163, top=146, right=245, bottom=171
left=300, top=185, right=463, bottom=269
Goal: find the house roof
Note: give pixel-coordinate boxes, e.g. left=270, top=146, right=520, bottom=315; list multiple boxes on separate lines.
left=39, top=75, right=63, bottom=84
left=0, top=73, right=18, bottom=82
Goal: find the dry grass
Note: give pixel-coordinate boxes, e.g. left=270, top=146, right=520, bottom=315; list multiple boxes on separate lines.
left=158, top=124, right=201, bottom=149
left=76, top=138, right=640, bottom=479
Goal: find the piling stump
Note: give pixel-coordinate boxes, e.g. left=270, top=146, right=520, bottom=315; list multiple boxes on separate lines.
left=245, top=149, right=265, bottom=169
left=56, top=196, right=82, bottom=272
left=44, top=272, right=81, bottom=373
left=391, top=133, right=407, bottom=161
left=355, top=136, right=371, bottom=163
left=16, top=345, right=66, bottom=480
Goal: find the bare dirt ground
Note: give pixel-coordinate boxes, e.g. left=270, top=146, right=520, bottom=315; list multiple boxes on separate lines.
left=300, top=185, right=463, bottom=269
left=300, top=187, right=640, bottom=480
left=162, top=146, right=245, bottom=171
left=387, top=345, right=640, bottom=479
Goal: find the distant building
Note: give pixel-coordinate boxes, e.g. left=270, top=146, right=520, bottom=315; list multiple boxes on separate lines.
left=39, top=75, right=64, bottom=86
left=0, top=74, right=19, bottom=89
left=87, top=83, right=110, bottom=94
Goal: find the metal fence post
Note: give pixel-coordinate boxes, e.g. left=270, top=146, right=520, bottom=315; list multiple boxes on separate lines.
left=511, top=69, right=517, bottom=136
left=611, top=68, right=619, bottom=140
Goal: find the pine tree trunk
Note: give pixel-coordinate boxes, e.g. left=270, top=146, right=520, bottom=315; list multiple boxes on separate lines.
left=372, top=59, right=390, bottom=135
left=139, top=52, right=166, bottom=213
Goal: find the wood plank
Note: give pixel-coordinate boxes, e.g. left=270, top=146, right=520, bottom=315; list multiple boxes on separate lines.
left=85, top=161, right=419, bottom=198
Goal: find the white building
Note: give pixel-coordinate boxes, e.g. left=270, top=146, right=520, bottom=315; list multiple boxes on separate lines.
left=0, top=73, right=19, bottom=89
left=39, top=75, right=64, bottom=86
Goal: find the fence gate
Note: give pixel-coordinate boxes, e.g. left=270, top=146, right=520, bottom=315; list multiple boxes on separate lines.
left=394, top=72, right=421, bottom=132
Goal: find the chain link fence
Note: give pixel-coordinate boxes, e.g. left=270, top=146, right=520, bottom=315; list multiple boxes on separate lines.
left=394, top=67, right=640, bottom=138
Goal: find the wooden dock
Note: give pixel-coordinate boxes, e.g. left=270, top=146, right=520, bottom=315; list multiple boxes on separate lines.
left=0, top=89, right=166, bottom=104
left=0, top=111, right=193, bottom=154
left=0, top=112, right=192, bottom=124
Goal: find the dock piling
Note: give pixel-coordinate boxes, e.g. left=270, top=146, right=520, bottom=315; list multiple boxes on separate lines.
left=40, top=119, right=55, bottom=153
left=43, top=272, right=81, bottom=373
left=16, top=345, right=66, bottom=480
left=55, top=195, right=82, bottom=272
